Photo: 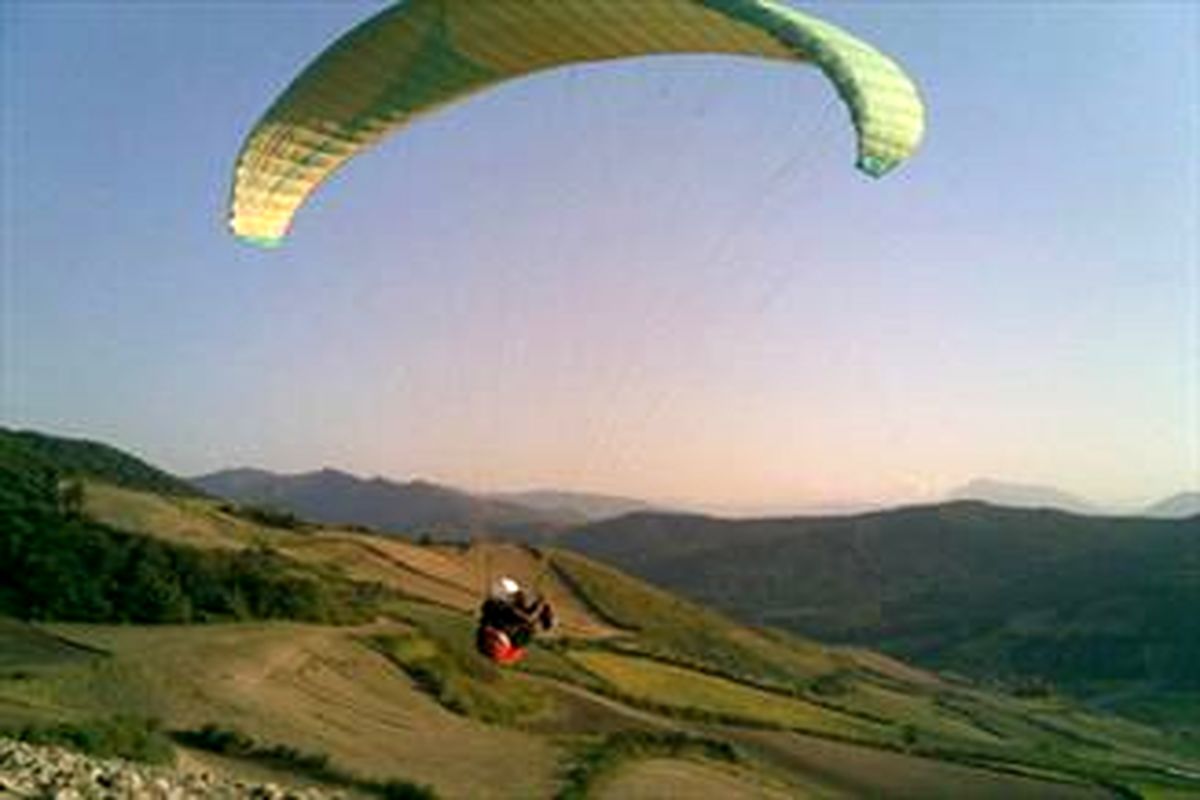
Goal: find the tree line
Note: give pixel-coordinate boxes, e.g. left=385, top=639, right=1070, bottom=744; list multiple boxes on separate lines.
left=0, top=441, right=382, bottom=625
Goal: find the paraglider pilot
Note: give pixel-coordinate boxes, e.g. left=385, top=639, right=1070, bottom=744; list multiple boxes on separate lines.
left=476, top=576, right=554, bottom=665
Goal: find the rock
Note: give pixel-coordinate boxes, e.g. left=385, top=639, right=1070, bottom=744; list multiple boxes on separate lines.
left=0, top=738, right=347, bottom=799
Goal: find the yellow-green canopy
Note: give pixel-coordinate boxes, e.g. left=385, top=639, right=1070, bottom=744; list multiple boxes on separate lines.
left=230, top=0, right=925, bottom=246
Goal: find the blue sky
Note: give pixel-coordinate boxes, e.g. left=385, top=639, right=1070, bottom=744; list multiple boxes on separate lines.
left=3, top=2, right=1197, bottom=511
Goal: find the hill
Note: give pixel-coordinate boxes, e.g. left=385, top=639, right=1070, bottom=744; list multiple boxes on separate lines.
left=4, top=429, right=1200, bottom=797
left=488, top=489, right=657, bottom=523
left=7, top=492, right=1199, bottom=797
left=0, top=427, right=202, bottom=498
left=561, top=503, right=1200, bottom=722
left=193, top=467, right=570, bottom=539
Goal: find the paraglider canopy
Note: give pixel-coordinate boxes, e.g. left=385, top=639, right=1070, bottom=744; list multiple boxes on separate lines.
left=229, top=0, right=925, bottom=246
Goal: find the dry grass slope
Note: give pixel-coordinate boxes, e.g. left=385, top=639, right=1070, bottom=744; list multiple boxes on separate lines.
left=595, top=757, right=800, bottom=800
left=34, top=623, right=559, bottom=800
left=81, top=483, right=286, bottom=550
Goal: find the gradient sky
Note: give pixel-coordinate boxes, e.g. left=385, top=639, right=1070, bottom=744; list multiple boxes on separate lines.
left=3, top=2, right=1197, bottom=512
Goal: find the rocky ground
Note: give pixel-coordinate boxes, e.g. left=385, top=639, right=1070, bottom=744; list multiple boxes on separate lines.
left=0, top=738, right=345, bottom=799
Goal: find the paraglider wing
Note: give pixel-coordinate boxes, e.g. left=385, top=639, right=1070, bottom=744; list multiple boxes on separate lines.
left=229, top=0, right=925, bottom=246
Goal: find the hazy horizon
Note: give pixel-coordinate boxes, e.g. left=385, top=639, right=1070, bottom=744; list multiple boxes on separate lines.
left=14, top=420, right=1193, bottom=518
left=4, top=2, right=1197, bottom=512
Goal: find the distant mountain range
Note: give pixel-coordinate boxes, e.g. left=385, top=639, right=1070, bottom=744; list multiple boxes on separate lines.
left=487, top=489, right=657, bottom=522
left=190, top=467, right=568, bottom=539
left=196, top=468, right=1197, bottom=536
left=946, top=478, right=1099, bottom=514
left=947, top=477, right=1199, bottom=519
left=190, top=468, right=656, bottom=539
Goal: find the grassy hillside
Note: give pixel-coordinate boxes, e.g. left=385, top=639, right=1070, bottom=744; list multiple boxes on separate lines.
left=4, top=432, right=1200, bottom=798
left=2, top=622, right=555, bottom=799
left=562, top=504, right=1200, bottom=718
left=4, top=570, right=1197, bottom=798
left=76, top=483, right=622, bottom=639
left=0, top=428, right=202, bottom=498
left=547, top=549, right=845, bottom=689
left=0, top=444, right=385, bottom=625
left=80, top=482, right=298, bottom=551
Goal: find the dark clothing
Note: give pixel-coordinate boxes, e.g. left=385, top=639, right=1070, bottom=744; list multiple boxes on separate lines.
left=477, top=594, right=554, bottom=651
left=479, top=597, right=533, bottom=633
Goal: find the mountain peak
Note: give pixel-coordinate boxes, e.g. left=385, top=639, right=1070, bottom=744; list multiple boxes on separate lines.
left=947, top=478, right=1098, bottom=514
left=1146, top=491, right=1200, bottom=519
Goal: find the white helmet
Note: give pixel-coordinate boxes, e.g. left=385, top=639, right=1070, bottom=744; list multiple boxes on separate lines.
left=491, top=576, right=520, bottom=600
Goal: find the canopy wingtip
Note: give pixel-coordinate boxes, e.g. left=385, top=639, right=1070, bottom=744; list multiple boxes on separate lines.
left=856, top=154, right=899, bottom=179
left=235, top=233, right=285, bottom=249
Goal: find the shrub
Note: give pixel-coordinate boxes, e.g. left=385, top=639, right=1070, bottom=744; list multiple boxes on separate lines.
left=9, top=716, right=175, bottom=765
left=378, top=779, right=439, bottom=800
left=220, top=503, right=308, bottom=531
left=810, top=671, right=852, bottom=697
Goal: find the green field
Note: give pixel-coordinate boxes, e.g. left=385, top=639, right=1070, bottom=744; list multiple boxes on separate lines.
left=549, top=548, right=842, bottom=687
left=570, top=650, right=881, bottom=739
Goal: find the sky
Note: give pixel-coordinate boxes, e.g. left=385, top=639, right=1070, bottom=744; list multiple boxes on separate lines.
left=3, top=1, right=1197, bottom=513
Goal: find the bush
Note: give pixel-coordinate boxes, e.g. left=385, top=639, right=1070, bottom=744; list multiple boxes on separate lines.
left=9, top=716, right=175, bottom=765
left=220, top=503, right=308, bottom=531
left=173, top=722, right=255, bottom=756
left=810, top=671, right=852, bottom=697
left=379, top=780, right=439, bottom=800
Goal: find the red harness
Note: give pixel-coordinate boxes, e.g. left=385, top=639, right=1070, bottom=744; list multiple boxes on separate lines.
left=478, top=626, right=525, bottom=665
